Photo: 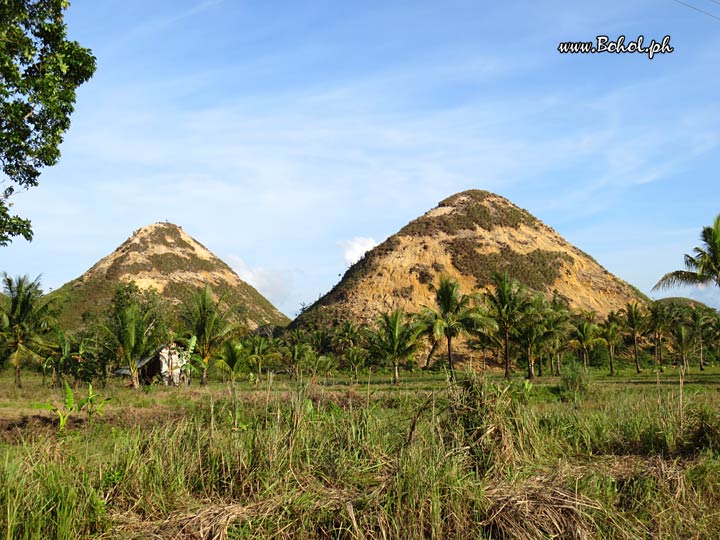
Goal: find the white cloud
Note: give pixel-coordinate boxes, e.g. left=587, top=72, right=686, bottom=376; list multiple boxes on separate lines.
left=338, top=237, right=378, bottom=267
left=226, top=255, right=292, bottom=311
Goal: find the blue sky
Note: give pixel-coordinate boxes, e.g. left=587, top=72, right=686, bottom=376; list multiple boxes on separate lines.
left=3, top=0, right=720, bottom=317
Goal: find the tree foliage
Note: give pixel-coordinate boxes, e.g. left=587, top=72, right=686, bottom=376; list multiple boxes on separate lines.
left=0, top=273, right=56, bottom=386
left=420, top=276, right=495, bottom=380
left=1, top=0, right=96, bottom=244
left=368, top=309, right=420, bottom=384
left=179, top=284, right=235, bottom=385
left=485, top=272, right=530, bottom=379
left=653, top=213, right=720, bottom=291
left=98, top=282, right=168, bottom=389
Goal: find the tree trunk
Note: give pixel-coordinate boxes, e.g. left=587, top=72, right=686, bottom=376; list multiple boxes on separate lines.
left=527, top=346, right=534, bottom=379
left=556, top=352, right=562, bottom=376
left=503, top=329, right=511, bottom=379
left=582, top=348, right=588, bottom=369
left=654, top=334, right=660, bottom=368
left=201, top=366, right=208, bottom=386
left=14, top=365, right=22, bottom=388
left=393, top=358, right=400, bottom=385
left=425, top=340, right=438, bottom=368
left=131, top=369, right=140, bottom=389
left=633, top=338, right=641, bottom=374
left=447, top=336, right=455, bottom=382
left=609, top=346, right=615, bottom=377
left=699, top=339, right=705, bottom=371
left=659, top=337, right=664, bottom=365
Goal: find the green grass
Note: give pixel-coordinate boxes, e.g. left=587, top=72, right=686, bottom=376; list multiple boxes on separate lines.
left=1, top=368, right=720, bottom=538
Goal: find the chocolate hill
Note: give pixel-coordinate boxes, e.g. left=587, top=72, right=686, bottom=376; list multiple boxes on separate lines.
left=295, top=190, right=647, bottom=328
left=50, top=222, right=289, bottom=331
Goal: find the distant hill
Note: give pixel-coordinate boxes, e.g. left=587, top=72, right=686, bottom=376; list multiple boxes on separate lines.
left=49, top=222, right=289, bottom=332
left=295, top=190, right=647, bottom=328
left=655, top=297, right=713, bottom=310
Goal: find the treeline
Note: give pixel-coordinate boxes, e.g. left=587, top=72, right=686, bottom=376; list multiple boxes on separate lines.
left=2, top=270, right=719, bottom=389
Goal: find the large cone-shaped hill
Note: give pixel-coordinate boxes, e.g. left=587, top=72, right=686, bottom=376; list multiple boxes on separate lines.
left=50, top=222, right=289, bottom=331
left=295, top=190, right=647, bottom=328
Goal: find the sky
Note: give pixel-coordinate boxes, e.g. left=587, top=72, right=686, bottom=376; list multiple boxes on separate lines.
left=3, top=0, right=720, bottom=317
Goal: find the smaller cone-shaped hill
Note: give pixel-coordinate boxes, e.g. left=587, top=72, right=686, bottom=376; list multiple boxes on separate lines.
left=49, top=222, right=289, bottom=331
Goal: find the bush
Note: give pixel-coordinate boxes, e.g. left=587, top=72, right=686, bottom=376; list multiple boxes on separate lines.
left=559, top=362, right=590, bottom=400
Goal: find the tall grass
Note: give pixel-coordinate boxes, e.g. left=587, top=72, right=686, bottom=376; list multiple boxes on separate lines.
left=0, top=374, right=719, bottom=538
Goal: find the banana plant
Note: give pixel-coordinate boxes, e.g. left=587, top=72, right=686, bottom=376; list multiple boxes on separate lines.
left=41, top=379, right=77, bottom=432
left=40, top=380, right=111, bottom=432
left=78, top=383, right=110, bottom=422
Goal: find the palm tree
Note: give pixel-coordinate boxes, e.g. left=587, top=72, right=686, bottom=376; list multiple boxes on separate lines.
left=280, top=329, right=316, bottom=381
left=368, top=309, right=420, bottom=385
left=569, top=319, right=603, bottom=370
left=180, top=284, right=235, bottom=385
left=621, top=302, right=648, bottom=374
left=707, top=312, right=720, bottom=364
left=44, top=329, right=75, bottom=387
left=600, top=312, right=623, bottom=376
left=244, top=334, right=279, bottom=378
left=689, top=306, right=712, bottom=371
left=103, top=301, right=160, bottom=389
left=0, top=274, right=55, bottom=388
left=671, top=324, right=695, bottom=372
left=332, top=320, right=361, bottom=355
left=649, top=302, right=672, bottom=368
left=485, top=272, right=529, bottom=379
left=344, top=345, right=369, bottom=383
left=420, top=276, right=495, bottom=381
left=541, top=302, right=572, bottom=376
left=516, top=294, right=549, bottom=379
left=653, top=213, right=720, bottom=290
left=214, top=340, right=246, bottom=382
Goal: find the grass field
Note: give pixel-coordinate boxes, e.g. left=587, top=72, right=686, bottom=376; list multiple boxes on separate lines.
left=2, top=366, right=720, bottom=539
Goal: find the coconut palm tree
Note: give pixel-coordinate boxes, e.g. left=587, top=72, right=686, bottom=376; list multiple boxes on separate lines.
left=653, top=213, right=720, bottom=290
left=671, top=324, right=695, bottom=372
left=621, top=302, right=648, bottom=374
left=103, top=301, right=161, bottom=389
left=0, top=274, right=56, bottom=388
left=368, top=309, right=420, bottom=385
left=516, top=294, right=550, bottom=379
left=706, top=312, right=720, bottom=364
left=688, top=305, right=715, bottom=371
left=485, top=272, right=530, bottom=379
left=344, top=345, right=369, bottom=383
left=649, top=302, right=672, bottom=368
left=600, top=312, right=623, bottom=376
left=569, top=318, right=603, bottom=370
left=420, top=276, right=495, bottom=381
left=180, top=284, right=235, bottom=385
left=332, top=320, right=361, bottom=355
left=214, top=340, right=246, bottom=382
left=541, top=301, right=572, bottom=376
left=243, top=334, right=279, bottom=378
left=280, top=329, right=316, bottom=381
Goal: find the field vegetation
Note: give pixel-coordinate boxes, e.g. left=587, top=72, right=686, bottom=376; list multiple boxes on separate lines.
left=1, top=368, right=720, bottom=539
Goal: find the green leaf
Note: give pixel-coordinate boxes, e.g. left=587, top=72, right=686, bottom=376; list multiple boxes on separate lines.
left=63, top=379, right=74, bottom=411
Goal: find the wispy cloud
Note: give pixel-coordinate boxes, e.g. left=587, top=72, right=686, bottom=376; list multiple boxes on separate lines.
left=226, top=255, right=293, bottom=314
left=338, top=237, right=378, bottom=267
